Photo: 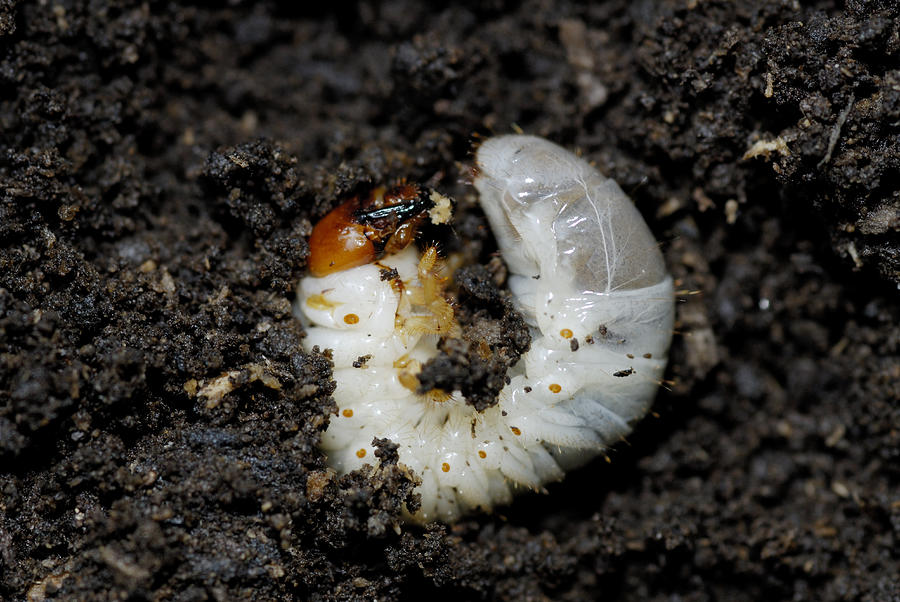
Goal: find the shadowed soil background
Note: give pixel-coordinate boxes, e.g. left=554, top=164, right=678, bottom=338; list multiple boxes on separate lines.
left=1, top=1, right=899, bottom=600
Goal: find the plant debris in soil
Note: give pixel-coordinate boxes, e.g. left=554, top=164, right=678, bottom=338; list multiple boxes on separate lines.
left=1, top=1, right=898, bottom=600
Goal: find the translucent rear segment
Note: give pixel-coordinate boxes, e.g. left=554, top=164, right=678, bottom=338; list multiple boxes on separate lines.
left=475, top=135, right=667, bottom=293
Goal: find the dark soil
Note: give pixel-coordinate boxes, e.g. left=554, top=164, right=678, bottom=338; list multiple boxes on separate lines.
left=1, top=1, right=898, bottom=600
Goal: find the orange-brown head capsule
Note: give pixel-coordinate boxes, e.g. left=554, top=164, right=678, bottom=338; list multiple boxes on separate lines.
left=307, top=184, right=434, bottom=277
left=307, top=199, right=374, bottom=277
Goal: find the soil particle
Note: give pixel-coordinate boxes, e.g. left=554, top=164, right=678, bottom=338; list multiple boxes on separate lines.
left=1, top=0, right=898, bottom=600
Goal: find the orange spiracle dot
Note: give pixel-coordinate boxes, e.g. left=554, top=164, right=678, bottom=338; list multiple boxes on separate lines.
left=478, top=450, right=487, bottom=459
left=559, top=328, right=573, bottom=339
left=441, top=463, right=450, bottom=472
left=342, top=409, right=353, bottom=417
left=343, top=313, right=359, bottom=324
left=307, top=199, right=375, bottom=277
left=510, top=427, right=521, bottom=436
left=548, top=383, right=562, bottom=394
left=356, top=448, right=366, bottom=458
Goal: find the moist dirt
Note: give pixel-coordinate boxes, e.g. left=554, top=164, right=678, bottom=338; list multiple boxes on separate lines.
left=1, top=1, right=898, bottom=600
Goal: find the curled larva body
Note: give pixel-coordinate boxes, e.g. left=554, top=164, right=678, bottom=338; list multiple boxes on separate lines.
left=296, top=140, right=673, bottom=523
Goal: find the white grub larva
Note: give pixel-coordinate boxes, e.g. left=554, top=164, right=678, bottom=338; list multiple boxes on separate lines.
left=296, top=136, right=674, bottom=523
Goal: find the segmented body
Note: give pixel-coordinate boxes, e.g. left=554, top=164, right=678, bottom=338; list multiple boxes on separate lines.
left=296, top=136, right=674, bottom=523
